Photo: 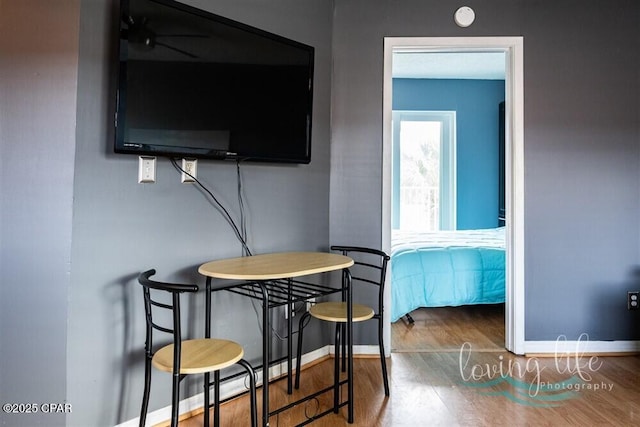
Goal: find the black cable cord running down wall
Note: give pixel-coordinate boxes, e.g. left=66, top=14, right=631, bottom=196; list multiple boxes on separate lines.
left=170, top=158, right=309, bottom=341
left=170, top=157, right=252, bottom=256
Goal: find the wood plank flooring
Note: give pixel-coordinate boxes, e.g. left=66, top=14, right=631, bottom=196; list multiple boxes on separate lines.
left=176, top=305, right=640, bottom=426
left=391, top=304, right=505, bottom=352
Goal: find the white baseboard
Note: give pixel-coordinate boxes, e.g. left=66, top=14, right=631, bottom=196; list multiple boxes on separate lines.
left=117, top=340, right=639, bottom=426
left=524, top=339, right=640, bottom=355
left=116, top=346, right=329, bottom=427
left=329, top=344, right=384, bottom=356
left=118, top=344, right=383, bottom=426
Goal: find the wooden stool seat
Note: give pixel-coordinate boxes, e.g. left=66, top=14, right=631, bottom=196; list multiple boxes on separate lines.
left=310, top=302, right=374, bottom=323
left=153, top=338, right=244, bottom=374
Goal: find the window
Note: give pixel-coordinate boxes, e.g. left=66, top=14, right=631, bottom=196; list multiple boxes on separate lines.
left=392, top=111, right=456, bottom=231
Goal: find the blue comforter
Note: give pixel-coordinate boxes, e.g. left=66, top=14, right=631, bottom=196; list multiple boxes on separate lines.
left=391, top=228, right=505, bottom=322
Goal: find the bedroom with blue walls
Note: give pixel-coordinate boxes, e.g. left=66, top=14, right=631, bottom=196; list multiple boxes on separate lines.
left=389, top=77, right=507, bottom=332
left=392, top=78, right=505, bottom=230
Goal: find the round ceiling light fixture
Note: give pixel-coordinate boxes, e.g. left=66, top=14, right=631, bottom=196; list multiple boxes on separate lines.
left=454, top=6, right=475, bottom=27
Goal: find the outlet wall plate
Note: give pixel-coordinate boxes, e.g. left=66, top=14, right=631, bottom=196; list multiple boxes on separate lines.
left=628, top=291, right=639, bottom=310
left=284, top=305, right=295, bottom=319
left=306, top=297, right=316, bottom=312
left=181, top=158, right=197, bottom=183
left=138, top=156, right=156, bottom=183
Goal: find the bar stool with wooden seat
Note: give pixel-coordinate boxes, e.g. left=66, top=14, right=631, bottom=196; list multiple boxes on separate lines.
left=294, top=246, right=391, bottom=397
left=137, top=269, right=257, bottom=427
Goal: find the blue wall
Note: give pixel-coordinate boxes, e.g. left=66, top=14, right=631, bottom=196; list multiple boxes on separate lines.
left=393, top=78, right=505, bottom=229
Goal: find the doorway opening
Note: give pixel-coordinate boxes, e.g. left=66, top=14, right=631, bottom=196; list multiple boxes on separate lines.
left=382, top=37, right=525, bottom=355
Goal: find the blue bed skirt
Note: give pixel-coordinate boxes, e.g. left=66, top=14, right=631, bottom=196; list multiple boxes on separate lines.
left=391, top=244, right=505, bottom=322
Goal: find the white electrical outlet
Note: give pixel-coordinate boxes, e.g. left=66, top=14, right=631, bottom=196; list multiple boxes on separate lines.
left=284, top=305, right=295, bottom=319
left=181, top=158, right=197, bottom=183
left=138, top=156, right=156, bottom=183
left=306, top=297, right=316, bottom=312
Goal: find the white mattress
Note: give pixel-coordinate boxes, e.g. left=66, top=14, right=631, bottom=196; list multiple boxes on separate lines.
left=391, top=227, right=505, bottom=254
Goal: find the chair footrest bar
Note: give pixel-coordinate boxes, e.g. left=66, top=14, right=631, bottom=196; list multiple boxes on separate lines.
left=269, top=378, right=349, bottom=418
left=213, top=354, right=289, bottom=386
left=294, top=402, right=350, bottom=427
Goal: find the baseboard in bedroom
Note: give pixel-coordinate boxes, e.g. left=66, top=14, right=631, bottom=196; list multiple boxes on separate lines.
left=524, top=339, right=640, bottom=357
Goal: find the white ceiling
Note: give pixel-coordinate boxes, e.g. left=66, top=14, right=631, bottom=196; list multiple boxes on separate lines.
left=393, top=51, right=506, bottom=80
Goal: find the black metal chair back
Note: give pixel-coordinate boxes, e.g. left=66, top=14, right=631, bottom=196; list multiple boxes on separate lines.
left=138, top=269, right=198, bottom=426
left=295, top=246, right=391, bottom=397
left=332, top=246, right=390, bottom=395
left=331, top=245, right=390, bottom=323
left=137, top=269, right=257, bottom=427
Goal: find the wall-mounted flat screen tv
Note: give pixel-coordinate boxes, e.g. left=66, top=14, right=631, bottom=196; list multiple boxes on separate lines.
left=115, top=0, right=314, bottom=163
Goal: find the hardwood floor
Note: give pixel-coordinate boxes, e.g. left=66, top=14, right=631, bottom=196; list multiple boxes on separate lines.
left=176, top=305, right=640, bottom=426
left=391, top=304, right=505, bottom=352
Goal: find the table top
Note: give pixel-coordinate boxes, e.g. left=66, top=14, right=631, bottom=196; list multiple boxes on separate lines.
left=198, top=251, right=354, bottom=280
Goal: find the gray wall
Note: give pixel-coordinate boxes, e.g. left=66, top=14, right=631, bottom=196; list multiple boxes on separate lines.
left=330, top=0, right=640, bottom=342
left=1, top=1, right=639, bottom=426
left=67, top=0, right=334, bottom=425
left=2, top=0, right=334, bottom=426
left=0, top=1, right=79, bottom=426
left=520, top=1, right=640, bottom=340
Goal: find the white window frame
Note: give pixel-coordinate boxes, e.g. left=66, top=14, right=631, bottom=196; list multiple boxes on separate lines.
left=392, top=110, right=457, bottom=231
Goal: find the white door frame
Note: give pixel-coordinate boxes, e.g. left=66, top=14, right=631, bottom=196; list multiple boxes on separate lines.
left=382, top=36, right=525, bottom=355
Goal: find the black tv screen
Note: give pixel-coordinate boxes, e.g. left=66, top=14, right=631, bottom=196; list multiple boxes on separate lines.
left=115, top=0, right=314, bottom=163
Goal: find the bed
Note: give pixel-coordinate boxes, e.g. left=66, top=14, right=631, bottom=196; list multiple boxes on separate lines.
left=390, top=227, right=505, bottom=322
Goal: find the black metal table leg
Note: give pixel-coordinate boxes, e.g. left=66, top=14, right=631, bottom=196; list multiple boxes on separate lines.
left=346, top=268, right=354, bottom=423
left=287, top=278, right=293, bottom=394
left=205, top=277, right=212, bottom=427
left=214, top=370, right=221, bottom=427
left=259, top=283, right=270, bottom=427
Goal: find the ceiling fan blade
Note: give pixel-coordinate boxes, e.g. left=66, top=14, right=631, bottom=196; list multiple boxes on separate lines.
left=122, top=14, right=135, bottom=26
left=155, top=34, right=209, bottom=38
left=155, top=41, right=199, bottom=58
